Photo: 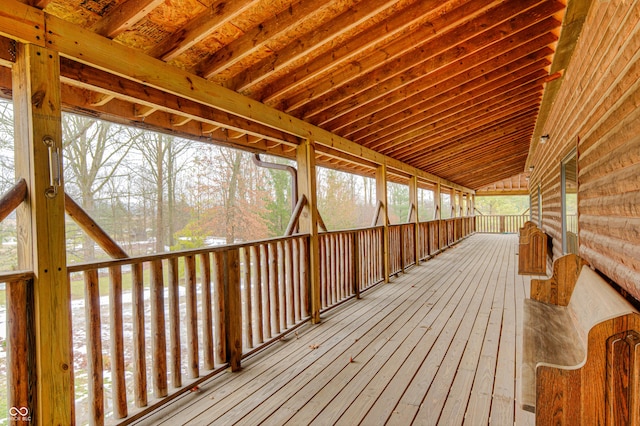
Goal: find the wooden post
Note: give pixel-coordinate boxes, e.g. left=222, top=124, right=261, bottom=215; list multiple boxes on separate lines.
left=434, top=182, right=442, bottom=250
left=471, top=193, right=476, bottom=233
left=434, top=182, right=442, bottom=220
left=409, top=176, right=420, bottom=265
left=225, top=248, right=242, bottom=371
left=13, top=43, right=73, bottom=424
left=376, top=164, right=390, bottom=282
left=296, top=139, right=321, bottom=324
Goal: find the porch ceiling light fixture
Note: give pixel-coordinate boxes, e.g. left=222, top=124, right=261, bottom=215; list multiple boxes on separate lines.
left=540, top=134, right=550, bottom=144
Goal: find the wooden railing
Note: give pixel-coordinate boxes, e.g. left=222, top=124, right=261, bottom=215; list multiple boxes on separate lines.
left=0, top=270, right=34, bottom=424
left=475, top=214, right=529, bottom=233
left=0, top=217, right=476, bottom=424
left=66, top=234, right=309, bottom=424
left=319, top=227, right=385, bottom=311
left=388, top=223, right=417, bottom=275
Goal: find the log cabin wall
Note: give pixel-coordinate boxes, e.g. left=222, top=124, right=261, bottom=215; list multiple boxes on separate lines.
left=529, top=1, right=640, bottom=301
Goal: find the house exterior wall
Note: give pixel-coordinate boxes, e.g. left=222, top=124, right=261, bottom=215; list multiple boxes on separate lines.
left=529, top=1, right=640, bottom=301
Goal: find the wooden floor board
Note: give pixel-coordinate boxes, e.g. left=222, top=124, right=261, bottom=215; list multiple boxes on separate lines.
left=133, top=234, right=536, bottom=426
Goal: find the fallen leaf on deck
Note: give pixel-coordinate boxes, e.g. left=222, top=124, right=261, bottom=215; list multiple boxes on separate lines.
left=309, top=343, right=320, bottom=350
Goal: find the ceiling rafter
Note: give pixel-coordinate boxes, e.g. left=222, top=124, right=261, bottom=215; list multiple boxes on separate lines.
left=332, top=39, right=557, bottom=136
left=91, top=0, right=165, bottom=38
left=197, top=0, right=340, bottom=80
left=368, top=92, right=543, bottom=155
left=352, top=65, right=550, bottom=147
left=384, top=107, right=540, bottom=160
left=257, top=0, right=465, bottom=105
left=146, top=0, right=257, bottom=61
left=283, top=0, right=508, bottom=114
left=300, top=6, right=562, bottom=124
left=0, top=0, right=571, bottom=190
left=229, top=0, right=403, bottom=93
left=403, top=110, right=539, bottom=164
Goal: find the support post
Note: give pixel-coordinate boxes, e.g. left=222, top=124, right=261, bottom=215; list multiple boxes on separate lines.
left=435, top=182, right=441, bottom=221
left=296, top=140, right=321, bottom=324
left=409, top=176, right=420, bottom=265
left=375, top=165, right=390, bottom=282
left=13, top=43, right=72, bottom=424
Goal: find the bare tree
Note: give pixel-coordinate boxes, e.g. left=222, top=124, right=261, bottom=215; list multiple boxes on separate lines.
left=63, top=114, right=137, bottom=260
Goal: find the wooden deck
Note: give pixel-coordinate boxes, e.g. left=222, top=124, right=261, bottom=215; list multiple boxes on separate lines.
left=135, top=234, right=537, bottom=425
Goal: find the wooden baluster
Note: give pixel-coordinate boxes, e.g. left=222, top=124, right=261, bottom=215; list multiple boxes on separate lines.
left=7, top=278, right=30, bottom=419
left=212, top=252, right=226, bottom=366
left=342, top=234, right=347, bottom=296
left=292, top=238, right=301, bottom=322
left=367, top=230, right=372, bottom=286
left=109, top=266, right=127, bottom=418
left=330, top=234, right=336, bottom=304
left=399, top=226, right=405, bottom=273
left=333, top=234, right=340, bottom=301
left=250, top=245, right=263, bottom=345
left=339, top=234, right=346, bottom=299
left=200, top=253, right=214, bottom=370
left=132, top=262, right=147, bottom=407
left=344, top=234, right=351, bottom=297
left=260, top=244, right=271, bottom=339
left=225, top=249, right=242, bottom=371
left=319, top=236, right=326, bottom=309
left=299, top=237, right=309, bottom=318
left=84, top=269, right=104, bottom=424
left=285, top=239, right=294, bottom=327
left=353, top=234, right=360, bottom=298
left=150, top=259, right=167, bottom=398
left=240, top=247, right=252, bottom=349
left=268, top=242, right=280, bottom=336
left=185, top=255, right=199, bottom=379
left=167, top=258, right=181, bottom=388
left=277, top=241, right=286, bottom=331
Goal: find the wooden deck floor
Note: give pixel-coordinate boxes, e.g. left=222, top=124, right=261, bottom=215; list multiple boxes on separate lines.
left=135, top=234, right=537, bottom=425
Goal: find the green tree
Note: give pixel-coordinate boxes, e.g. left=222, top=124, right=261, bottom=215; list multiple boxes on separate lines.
left=262, top=165, right=291, bottom=237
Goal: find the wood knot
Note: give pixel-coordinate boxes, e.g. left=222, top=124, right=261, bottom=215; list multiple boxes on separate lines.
left=31, top=90, right=46, bottom=108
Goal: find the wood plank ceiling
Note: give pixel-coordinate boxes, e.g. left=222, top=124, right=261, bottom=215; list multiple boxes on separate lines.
left=9, top=0, right=565, bottom=189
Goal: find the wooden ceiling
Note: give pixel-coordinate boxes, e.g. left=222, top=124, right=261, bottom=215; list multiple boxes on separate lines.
left=6, top=0, right=566, bottom=189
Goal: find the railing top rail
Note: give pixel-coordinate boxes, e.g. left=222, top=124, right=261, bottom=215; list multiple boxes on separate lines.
left=0, top=269, right=34, bottom=282
left=67, top=233, right=310, bottom=273
left=319, top=225, right=384, bottom=235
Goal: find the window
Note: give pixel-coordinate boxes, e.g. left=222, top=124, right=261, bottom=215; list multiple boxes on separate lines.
left=561, top=149, right=578, bottom=254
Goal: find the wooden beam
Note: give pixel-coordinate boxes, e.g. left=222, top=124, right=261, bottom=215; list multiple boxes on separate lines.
left=526, top=0, right=594, bottom=170
left=0, top=0, right=44, bottom=45
left=0, top=0, right=473, bottom=194
left=339, top=42, right=555, bottom=137
left=91, top=0, right=164, bottom=38
left=64, top=192, right=128, bottom=259
left=230, top=0, right=400, bottom=92
left=0, top=178, right=27, bottom=222
left=368, top=87, right=544, bottom=154
left=58, top=58, right=300, bottom=146
left=278, top=0, right=503, bottom=112
left=296, top=140, right=321, bottom=324
left=197, top=0, right=331, bottom=79
left=147, top=0, right=256, bottom=61
left=13, top=42, right=72, bottom=424
left=301, top=8, right=562, bottom=125
left=400, top=110, right=538, bottom=164
left=409, top=176, right=420, bottom=264
left=376, top=164, right=390, bottom=282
